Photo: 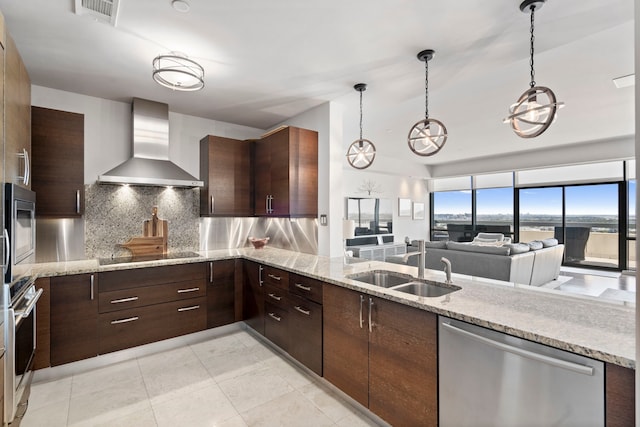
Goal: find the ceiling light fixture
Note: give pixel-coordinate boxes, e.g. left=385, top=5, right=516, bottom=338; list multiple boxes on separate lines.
left=504, top=0, right=564, bottom=138
left=152, top=52, right=204, bottom=91
left=613, top=74, right=635, bottom=89
left=171, top=0, right=190, bottom=13
left=407, top=49, right=447, bottom=157
left=346, top=83, right=376, bottom=169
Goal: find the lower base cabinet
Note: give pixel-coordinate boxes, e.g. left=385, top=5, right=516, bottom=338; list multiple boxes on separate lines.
left=243, top=261, right=265, bottom=335
left=606, top=363, right=635, bottom=426
left=323, top=284, right=437, bottom=426
left=207, top=260, right=237, bottom=329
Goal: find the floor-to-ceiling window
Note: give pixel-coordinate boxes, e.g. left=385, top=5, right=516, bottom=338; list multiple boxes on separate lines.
left=476, top=187, right=514, bottom=240
left=628, top=179, right=636, bottom=270
left=431, top=191, right=472, bottom=241
left=517, top=187, right=563, bottom=243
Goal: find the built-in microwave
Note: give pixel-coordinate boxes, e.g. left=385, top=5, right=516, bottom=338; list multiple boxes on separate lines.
left=5, top=184, right=36, bottom=285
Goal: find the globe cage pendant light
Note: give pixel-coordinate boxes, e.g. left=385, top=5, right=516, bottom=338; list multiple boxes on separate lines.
left=346, top=83, right=376, bottom=169
left=152, top=52, right=205, bottom=91
left=503, top=0, right=564, bottom=138
left=407, top=49, right=448, bottom=157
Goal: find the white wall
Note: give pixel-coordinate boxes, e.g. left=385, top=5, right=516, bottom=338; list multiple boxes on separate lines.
left=30, top=86, right=265, bottom=184
left=343, top=169, right=429, bottom=242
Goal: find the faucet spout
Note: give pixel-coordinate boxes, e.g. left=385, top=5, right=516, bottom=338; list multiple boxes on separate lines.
left=403, top=240, right=425, bottom=279
left=441, top=257, right=452, bottom=284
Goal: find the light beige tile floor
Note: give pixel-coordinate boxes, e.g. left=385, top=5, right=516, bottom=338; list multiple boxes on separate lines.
left=21, top=329, right=384, bottom=427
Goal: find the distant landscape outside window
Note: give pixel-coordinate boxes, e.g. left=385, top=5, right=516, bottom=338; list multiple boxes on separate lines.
left=564, top=184, right=619, bottom=269
left=628, top=180, right=636, bottom=270
left=432, top=191, right=471, bottom=241
left=476, top=187, right=514, bottom=237
left=518, top=187, right=563, bottom=244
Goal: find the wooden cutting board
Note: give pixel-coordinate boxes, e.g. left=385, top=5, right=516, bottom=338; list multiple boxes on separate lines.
left=119, top=236, right=165, bottom=257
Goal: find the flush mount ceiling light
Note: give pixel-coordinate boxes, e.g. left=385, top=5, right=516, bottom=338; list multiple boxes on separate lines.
left=504, top=0, right=564, bottom=138
left=152, top=52, right=204, bottom=91
left=407, top=49, right=448, bottom=157
left=346, top=83, right=376, bottom=169
left=171, top=0, right=190, bottom=13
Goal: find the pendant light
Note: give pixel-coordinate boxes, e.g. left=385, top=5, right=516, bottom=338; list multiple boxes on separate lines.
left=407, top=49, right=447, bottom=157
left=504, top=0, right=564, bottom=138
left=346, top=83, right=376, bottom=169
left=153, top=52, right=204, bottom=91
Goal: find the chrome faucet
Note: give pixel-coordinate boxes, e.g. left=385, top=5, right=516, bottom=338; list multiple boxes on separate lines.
left=403, top=240, right=425, bottom=279
left=441, top=257, right=453, bottom=284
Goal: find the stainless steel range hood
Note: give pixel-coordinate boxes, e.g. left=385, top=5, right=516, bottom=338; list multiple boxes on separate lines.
left=97, top=98, right=204, bottom=187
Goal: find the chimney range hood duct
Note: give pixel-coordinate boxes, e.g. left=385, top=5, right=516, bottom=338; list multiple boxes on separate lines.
left=98, top=98, right=203, bottom=187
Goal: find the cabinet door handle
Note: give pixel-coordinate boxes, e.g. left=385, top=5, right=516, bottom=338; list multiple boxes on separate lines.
left=76, top=190, right=81, bottom=214
left=90, top=274, right=94, bottom=300
left=270, top=195, right=274, bottom=214
left=209, top=261, right=214, bottom=283
left=111, top=316, right=139, bottom=325
left=268, top=274, right=281, bottom=281
left=368, top=297, right=374, bottom=333
left=2, top=229, right=9, bottom=275
left=268, top=312, right=281, bottom=322
left=178, top=305, right=200, bottom=312
left=265, top=195, right=269, bottom=214
left=110, top=296, right=138, bottom=304
left=359, top=295, right=364, bottom=329
left=294, top=305, right=310, bottom=316
left=17, top=149, right=29, bottom=185
left=267, top=293, right=282, bottom=301
left=294, top=283, right=311, bottom=292
left=177, top=287, right=200, bottom=293
left=259, top=265, right=264, bottom=287
left=210, top=195, right=214, bottom=214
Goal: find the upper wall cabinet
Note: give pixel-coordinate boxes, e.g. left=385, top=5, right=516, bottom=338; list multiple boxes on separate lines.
left=31, top=107, right=85, bottom=217
left=5, top=34, right=31, bottom=189
left=254, top=126, right=318, bottom=217
left=199, top=135, right=253, bottom=217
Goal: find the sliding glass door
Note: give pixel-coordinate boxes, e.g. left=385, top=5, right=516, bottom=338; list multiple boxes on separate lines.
left=518, top=187, right=562, bottom=243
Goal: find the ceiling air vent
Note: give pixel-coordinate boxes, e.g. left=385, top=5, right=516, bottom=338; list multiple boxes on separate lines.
left=74, top=0, right=120, bottom=26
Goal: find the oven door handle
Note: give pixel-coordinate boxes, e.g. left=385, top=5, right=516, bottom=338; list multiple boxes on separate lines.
left=14, top=288, right=43, bottom=326
left=2, top=228, right=9, bottom=275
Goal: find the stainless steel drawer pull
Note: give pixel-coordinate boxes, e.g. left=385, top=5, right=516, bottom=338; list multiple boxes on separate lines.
left=209, top=261, right=214, bottom=283
left=178, top=305, right=200, bottom=312
left=268, top=293, right=282, bottom=301
left=268, top=312, right=281, bottom=322
left=110, top=296, right=139, bottom=304
left=90, top=274, right=95, bottom=300
left=177, top=287, right=200, bottom=293
left=76, top=189, right=81, bottom=214
left=111, top=316, right=139, bottom=325
left=210, top=195, right=214, bottom=214
left=294, top=306, right=310, bottom=316
left=359, top=295, right=364, bottom=329
left=268, top=274, right=281, bottom=281
left=295, top=283, right=311, bottom=291
left=368, top=297, right=374, bottom=333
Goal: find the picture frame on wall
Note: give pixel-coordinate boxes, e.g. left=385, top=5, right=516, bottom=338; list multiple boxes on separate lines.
left=412, top=202, right=425, bottom=220
left=398, top=198, right=412, bottom=217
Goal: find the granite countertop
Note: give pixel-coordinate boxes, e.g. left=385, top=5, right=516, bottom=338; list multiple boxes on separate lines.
left=28, top=247, right=636, bottom=369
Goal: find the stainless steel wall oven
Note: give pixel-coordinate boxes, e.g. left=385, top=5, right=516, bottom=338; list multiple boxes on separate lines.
left=4, top=184, right=36, bottom=285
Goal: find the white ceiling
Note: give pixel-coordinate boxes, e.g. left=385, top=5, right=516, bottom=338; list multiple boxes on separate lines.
left=0, top=0, right=634, bottom=174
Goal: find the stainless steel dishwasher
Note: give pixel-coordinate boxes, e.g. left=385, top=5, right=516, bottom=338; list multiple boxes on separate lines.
left=438, top=317, right=604, bottom=427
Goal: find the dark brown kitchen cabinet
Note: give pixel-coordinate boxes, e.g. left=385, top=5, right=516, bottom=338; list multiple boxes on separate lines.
left=98, top=263, right=207, bottom=354
left=5, top=34, right=31, bottom=189
left=31, top=106, right=84, bottom=217
left=263, top=268, right=290, bottom=352
left=50, top=274, right=98, bottom=366
left=323, top=284, right=437, bottom=426
left=200, top=136, right=253, bottom=217
left=206, top=259, right=237, bottom=328
left=242, top=261, right=265, bottom=335
left=605, top=363, right=635, bottom=427
left=254, top=126, right=318, bottom=217
left=33, top=277, right=51, bottom=370
left=289, top=292, right=322, bottom=375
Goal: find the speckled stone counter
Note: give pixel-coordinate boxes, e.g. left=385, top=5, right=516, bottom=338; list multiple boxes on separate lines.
left=29, top=247, right=636, bottom=369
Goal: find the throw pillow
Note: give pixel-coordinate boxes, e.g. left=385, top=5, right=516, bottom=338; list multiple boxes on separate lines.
left=424, top=241, right=447, bottom=249
left=527, top=240, right=544, bottom=250
left=541, top=238, right=559, bottom=248
left=505, top=243, right=530, bottom=254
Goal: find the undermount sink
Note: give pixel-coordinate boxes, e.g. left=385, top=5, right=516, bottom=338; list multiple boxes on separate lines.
left=347, top=270, right=461, bottom=298
left=392, top=281, right=461, bottom=297
left=347, top=270, right=413, bottom=288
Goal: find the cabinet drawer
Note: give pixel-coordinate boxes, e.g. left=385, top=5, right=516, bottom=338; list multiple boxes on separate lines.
left=264, top=283, right=289, bottom=310
left=262, top=266, right=288, bottom=289
left=289, top=293, right=322, bottom=375
left=289, top=273, right=323, bottom=304
left=99, top=263, right=206, bottom=292
left=264, top=301, right=289, bottom=352
left=99, top=279, right=206, bottom=313
left=98, top=296, right=206, bottom=354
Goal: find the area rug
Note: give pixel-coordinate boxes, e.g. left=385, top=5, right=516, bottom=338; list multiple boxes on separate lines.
left=599, top=288, right=636, bottom=303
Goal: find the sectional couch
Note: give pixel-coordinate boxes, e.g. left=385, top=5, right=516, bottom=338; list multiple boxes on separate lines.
left=389, top=236, right=565, bottom=287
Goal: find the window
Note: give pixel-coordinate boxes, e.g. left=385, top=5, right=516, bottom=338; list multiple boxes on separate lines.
left=431, top=191, right=471, bottom=241
left=476, top=187, right=514, bottom=238
left=518, top=187, right=562, bottom=243
left=628, top=180, right=636, bottom=270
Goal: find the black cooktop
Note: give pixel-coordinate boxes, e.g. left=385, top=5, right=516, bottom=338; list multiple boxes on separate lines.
left=97, top=251, right=201, bottom=266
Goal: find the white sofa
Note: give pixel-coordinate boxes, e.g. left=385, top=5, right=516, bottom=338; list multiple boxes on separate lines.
left=389, top=236, right=565, bottom=287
